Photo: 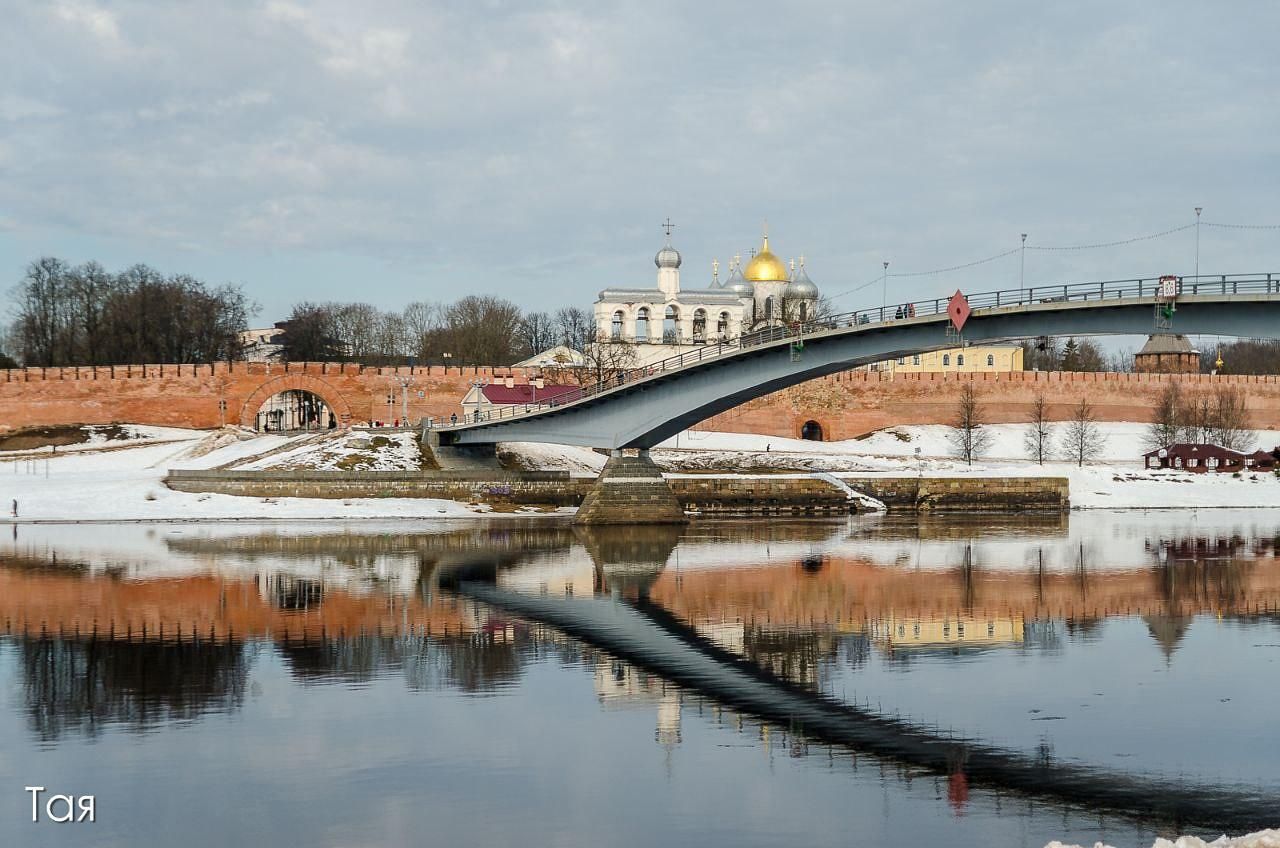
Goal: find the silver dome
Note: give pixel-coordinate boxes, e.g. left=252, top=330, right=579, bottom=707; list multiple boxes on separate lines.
left=786, top=265, right=819, bottom=299
left=724, top=264, right=752, bottom=296
left=655, top=244, right=682, bottom=269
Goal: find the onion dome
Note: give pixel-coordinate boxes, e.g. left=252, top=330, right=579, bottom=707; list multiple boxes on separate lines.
left=655, top=243, right=682, bottom=269
left=786, top=257, right=819, bottom=299
left=743, top=235, right=788, bottom=282
left=725, top=257, right=752, bottom=296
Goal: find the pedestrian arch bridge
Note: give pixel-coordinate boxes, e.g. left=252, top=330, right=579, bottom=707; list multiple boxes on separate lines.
left=436, top=273, right=1280, bottom=449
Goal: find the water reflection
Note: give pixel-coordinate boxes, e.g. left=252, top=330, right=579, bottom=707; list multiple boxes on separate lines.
left=2, top=514, right=1279, bottom=844
left=19, top=638, right=250, bottom=742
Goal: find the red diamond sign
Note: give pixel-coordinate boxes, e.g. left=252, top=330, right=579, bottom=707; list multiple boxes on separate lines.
left=947, top=290, right=971, bottom=332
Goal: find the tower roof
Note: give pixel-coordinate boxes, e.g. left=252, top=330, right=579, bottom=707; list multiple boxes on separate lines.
left=1137, top=334, right=1198, bottom=356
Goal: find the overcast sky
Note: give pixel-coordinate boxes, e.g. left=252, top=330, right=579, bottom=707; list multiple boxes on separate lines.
left=2, top=1, right=1278, bottom=324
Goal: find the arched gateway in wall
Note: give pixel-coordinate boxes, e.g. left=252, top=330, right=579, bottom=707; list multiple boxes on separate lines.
left=238, top=374, right=353, bottom=429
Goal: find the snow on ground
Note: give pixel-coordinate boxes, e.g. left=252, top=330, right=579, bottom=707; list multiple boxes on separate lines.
left=6, top=421, right=1280, bottom=521
left=500, top=441, right=606, bottom=475
left=0, top=423, right=206, bottom=455
left=240, top=431, right=425, bottom=471
left=645, top=423, right=1280, bottom=510
left=0, top=432, right=543, bottom=522
left=1047, top=829, right=1280, bottom=848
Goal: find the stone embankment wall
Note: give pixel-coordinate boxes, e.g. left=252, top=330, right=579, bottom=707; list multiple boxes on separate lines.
left=700, top=370, right=1280, bottom=441
left=672, top=476, right=1068, bottom=513
left=165, top=469, right=591, bottom=507
left=165, top=470, right=1069, bottom=513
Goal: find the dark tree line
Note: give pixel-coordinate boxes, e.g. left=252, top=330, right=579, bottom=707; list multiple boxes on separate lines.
left=275, top=297, right=595, bottom=366
left=1020, top=336, right=1116, bottom=372
left=7, top=257, right=254, bottom=367
left=1202, top=339, right=1280, bottom=375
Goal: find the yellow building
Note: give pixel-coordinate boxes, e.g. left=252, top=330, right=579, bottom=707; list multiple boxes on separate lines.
left=869, top=615, right=1025, bottom=650
left=868, top=344, right=1023, bottom=374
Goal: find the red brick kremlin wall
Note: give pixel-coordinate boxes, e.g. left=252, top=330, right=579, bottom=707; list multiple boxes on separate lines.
left=5, top=363, right=1280, bottom=439
left=0, top=362, right=539, bottom=433
left=698, top=370, right=1280, bottom=441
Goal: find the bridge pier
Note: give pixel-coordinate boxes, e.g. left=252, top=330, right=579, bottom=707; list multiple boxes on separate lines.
left=572, top=449, right=688, bottom=526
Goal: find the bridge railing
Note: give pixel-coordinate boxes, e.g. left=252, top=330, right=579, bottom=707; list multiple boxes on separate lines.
left=435, top=272, right=1279, bottom=430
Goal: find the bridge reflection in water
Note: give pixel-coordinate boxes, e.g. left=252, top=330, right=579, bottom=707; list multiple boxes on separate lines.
left=2, top=516, right=1279, bottom=831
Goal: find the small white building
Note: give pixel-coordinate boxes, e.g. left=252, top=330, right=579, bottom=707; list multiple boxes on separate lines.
left=239, top=327, right=285, bottom=362
left=593, top=227, right=820, bottom=366
left=514, top=345, right=588, bottom=369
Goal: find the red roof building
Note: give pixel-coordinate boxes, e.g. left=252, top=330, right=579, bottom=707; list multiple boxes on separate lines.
left=479, top=383, right=580, bottom=405
left=458, top=377, right=582, bottom=422
left=1143, top=443, right=1252, bottom=473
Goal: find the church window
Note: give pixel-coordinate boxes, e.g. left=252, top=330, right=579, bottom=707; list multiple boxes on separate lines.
left=663, top=305, right=680, bottom=343
left=913, top=355, right=920, bottom=365
left=897, top=357, right=904, bottom=365
left=764, top=297, right=774, bottom=320
left=799, top=302, right=808, bottom=321
left=942, top=354, right=950, bottom=366
left=957, top=354, right=965, bottom=366
left=611, top=311, right=623, bottom=339
left=986, top=354, right=994, bottom=366
left=635, top=307, right=650, bottom=340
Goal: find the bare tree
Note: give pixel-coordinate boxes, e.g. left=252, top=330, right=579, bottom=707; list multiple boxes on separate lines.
left=402, top=301, right=444, bottom=361
left=1023, top=394, right=1054, bottom=464
left=1209, top=386, right=1252, bottom=451
left=1061, top=398, right=1106, bottom=466
left=574, top=333, right=640, bottom=387
left=1179, top=392, right=1215, bottom=444
left=517, top=311, right=556, bottom=358
left=554, top=306, right=591, bottom=351
left=445, top=295, right=524, bottom=364
left=1145, top=381, right=1184, bottom=450
left=948, top=383, right=991, bottom=466
left=1021, top=337, right=1060, bottom=371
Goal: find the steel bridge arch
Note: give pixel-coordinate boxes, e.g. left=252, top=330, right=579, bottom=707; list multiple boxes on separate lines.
left=439, top=278, right=1280, bottom=449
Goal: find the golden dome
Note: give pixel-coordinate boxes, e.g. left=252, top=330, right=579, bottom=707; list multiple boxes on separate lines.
left=743, top=235, right=788, bottom=282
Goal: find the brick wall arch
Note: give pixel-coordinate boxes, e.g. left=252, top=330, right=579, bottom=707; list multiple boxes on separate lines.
left=238, top=374, right=353, bottom=429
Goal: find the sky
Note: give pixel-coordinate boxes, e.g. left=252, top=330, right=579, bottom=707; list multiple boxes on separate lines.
left=1, top=0, right=1278, bottom=326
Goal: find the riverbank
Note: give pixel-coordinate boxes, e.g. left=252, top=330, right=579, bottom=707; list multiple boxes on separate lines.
left=4, top=422, right=1280, bottom=521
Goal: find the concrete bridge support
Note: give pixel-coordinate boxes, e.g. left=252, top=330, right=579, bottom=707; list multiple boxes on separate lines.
left=572, top=450, right=687, bottom=526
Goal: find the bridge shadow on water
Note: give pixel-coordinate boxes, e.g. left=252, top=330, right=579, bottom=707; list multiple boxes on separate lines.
left=450, top=522, right=1280, bottom=836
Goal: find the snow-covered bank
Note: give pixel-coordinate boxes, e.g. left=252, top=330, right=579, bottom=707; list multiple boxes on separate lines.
left=1047, top=828, right=1280, bottom=848
left=0, top=430, right=550, bottom=522
left=6, top=421, right=1280, bottom=521
left=645, top=423, right=1280, bottom=510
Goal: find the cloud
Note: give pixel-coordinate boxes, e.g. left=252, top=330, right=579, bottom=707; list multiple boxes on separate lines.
left=52, top=0, right=121, bottom=43
left=0, top=0, right=1277, bottom=320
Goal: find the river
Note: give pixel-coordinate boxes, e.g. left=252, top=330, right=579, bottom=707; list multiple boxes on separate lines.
left=1, top=511, right=1277, bottom=847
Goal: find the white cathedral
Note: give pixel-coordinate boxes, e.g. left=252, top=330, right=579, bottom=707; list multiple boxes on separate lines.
left=593, top=226, right=820, bottom=365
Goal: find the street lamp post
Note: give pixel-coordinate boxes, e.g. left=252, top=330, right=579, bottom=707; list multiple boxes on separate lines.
left=441, top=351, right=453, bottom=370
left=1020, top=233, right=1028, bottom=295
left=395, top=375, right=414, bottom=427
left=881, top=261, right=889, bottom=317
left=1194, top=207, right=1203, bottom=280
